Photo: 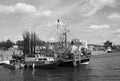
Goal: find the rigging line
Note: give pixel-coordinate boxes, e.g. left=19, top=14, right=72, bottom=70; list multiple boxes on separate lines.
left=68, top=29, right=78, bottom=39
left=69, top=32, right=77, bottom=39
left=44, top=27, right=58, bottom=41
left=63, top=29, right=73, bottom=41
left=65, top=30, right=71, bottom=41
left=68, top=33, right=73, bottom=40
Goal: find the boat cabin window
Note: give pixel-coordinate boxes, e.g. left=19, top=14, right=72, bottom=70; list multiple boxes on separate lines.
left=38, top=58, right=42, bottom=60
left=38, top=58, right=47, bottom=61
left=27, top=55, right=35, bottom=58
left=43, top=58, right=47, bottom=60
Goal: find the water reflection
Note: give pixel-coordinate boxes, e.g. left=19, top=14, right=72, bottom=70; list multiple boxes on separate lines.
left=22, top=65, right=94, bottom=81
left=0, top=64, right=98, bottom=81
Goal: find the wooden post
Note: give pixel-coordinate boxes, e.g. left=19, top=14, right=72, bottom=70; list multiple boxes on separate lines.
left=78, top=53, right=81, bottom=65
left=32, top=63, right=35, bottom=69
left=73, top=54, right=77, bottom=67
left=73, top=61, right=77, bottom=67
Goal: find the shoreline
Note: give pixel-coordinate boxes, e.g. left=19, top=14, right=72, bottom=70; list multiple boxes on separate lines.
left=0, top=49, right=120, bottom=60
left=92, top=51, right=120, bottom=58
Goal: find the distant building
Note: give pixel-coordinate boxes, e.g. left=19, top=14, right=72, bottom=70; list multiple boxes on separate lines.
left=88, top=44, right=104, bottom=51
left=104, top=41, right=112, bottom=49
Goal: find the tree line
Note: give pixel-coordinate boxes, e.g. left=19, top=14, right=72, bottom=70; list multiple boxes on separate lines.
left=0, top=31, right=46, bottom=52
left=0, top=39, right=15, bottom=50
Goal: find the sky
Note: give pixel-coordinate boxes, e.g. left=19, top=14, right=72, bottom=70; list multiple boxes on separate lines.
left=0, top=0, right=120, bottom=45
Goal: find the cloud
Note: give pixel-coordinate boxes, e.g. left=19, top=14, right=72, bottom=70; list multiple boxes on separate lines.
left=41, top=10, right=52, bottom=17
left=15, top=3, right=37, bottom=14
left=46, top=23, right=55, bottom=27
left=115, top=29, right=120, bottom=34
left=108, top=13, right=120, bottom=20
left=0, top=3, right=52, bottom=17
left=0, top=3, right=37, bottom=14
left=89, top=24, right=110, bottom=29
left=80, top=0, right=115, bottom=17
left=90, top=0, right=114, bottom=6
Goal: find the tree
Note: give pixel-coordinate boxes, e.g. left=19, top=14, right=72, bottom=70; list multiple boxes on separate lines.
left=22, top=31, right=40, bottom=54
left=0, top=39, right=14, bottom=50
left=22, top=31, right=31, bottom=54
left=16, top=40, right=24, bottom=50
left=0, top=41, right=5, bottom=49
left=112, top=45, right=120, bottom=52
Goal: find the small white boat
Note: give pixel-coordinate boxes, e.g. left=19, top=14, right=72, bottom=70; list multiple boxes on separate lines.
left=0, top=60, right=9, bottom=65
left=24, top=54, right=59, bottom=68
left=3, top=59, right=24, bottom=69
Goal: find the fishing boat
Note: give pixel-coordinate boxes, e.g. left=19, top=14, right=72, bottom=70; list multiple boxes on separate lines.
left=49, top=19, right=91, bottom=67
left=22, top=19, right=91, bottom=68
left=24, top=54, right=59, bottom=68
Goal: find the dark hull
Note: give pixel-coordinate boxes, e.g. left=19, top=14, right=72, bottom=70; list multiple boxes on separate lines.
left=0, top=63, right=4, bottom=65
left=81, top=59, right=90, bottom=63
left=25, top=61, right=59, bottom=69
left=59, top=58, right=90, bottom=67
left=4, top=64, right=18, bottom=69
left=59, top=61, right=73, bottom=67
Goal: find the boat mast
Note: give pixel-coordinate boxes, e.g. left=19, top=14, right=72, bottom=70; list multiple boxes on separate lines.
left=64, top=19, right=68, bottom=48
left=56, top=19, right=69, bottom=47
left=57, top=19, right=60, bottom=44
left=33, top=32, right=36, bottom=54
left=56, top=19, right=69, bottom=48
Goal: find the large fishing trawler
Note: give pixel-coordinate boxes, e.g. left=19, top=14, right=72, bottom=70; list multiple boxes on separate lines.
left=50, top=19, right=91, bottom=67
left=12, top=19, right=91, bottom=68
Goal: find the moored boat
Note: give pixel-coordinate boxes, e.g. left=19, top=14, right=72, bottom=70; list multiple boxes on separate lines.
left=50, top=19, right=91, bottom=67
left=3, top=59, right=24, bottom=69
left=24, top=54, right=59, bottom=68
left=21, top=19, right=91, bottom=68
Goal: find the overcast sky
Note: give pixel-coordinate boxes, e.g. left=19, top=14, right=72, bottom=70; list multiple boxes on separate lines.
left=0, top=0, right=120, bottom=44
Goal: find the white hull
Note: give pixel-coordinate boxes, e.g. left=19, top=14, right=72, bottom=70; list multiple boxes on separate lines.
left=81, top=61, right=89, bottom=65
left=0, top=60, right=9, bottom=64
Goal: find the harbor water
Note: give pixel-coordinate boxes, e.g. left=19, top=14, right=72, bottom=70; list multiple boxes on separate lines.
left=0, top=52, right=120, bottom=81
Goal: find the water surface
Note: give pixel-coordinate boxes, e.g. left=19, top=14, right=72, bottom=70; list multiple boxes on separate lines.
left=0, top=52, right=120, bottom=81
